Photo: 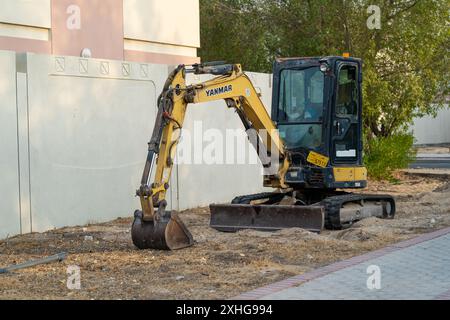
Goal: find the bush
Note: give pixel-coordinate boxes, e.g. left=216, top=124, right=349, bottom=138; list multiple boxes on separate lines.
left=364, top=133, right=417, bottom=181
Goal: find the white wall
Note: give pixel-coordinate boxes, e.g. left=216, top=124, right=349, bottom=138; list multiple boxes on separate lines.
left=0, top=51, right=272, bottom=238
left=175, top=72, right=273, bottom=210
left=4, top=52, right=181, bottom=235
left=411, top=106, right=450, bottom=145
left=0, top=51, right=21, bottom=239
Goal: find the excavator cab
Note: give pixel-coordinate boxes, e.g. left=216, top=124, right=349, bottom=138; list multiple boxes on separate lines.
left=131, top=57, right=395, bottom=251
left=271, top=57, right=366, bottom=190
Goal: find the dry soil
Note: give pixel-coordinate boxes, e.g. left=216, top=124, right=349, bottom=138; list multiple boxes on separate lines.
left=1, top=172, right=449, bottom=299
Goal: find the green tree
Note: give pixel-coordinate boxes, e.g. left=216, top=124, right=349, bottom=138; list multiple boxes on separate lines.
left=199, top=0, right=270, bottom=71
left=358, top=0, right=449, bottom=139
left=200, top=0, right=449, bottom=136
left=199, top=0, right=449, bottom=177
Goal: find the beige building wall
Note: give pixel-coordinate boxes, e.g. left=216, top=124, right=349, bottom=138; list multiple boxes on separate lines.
left=123, top=0, right=200, bottom=64
left=50, top=0, right=125, bottom=60
left=0, top=0, right=52, bottom=54
left=0, top=0, right=200, bottom=64
left=0, top=0, right=51, bottom=28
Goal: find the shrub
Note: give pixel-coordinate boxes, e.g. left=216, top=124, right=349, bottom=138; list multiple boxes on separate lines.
left=364, top=133, right=417, bottom=181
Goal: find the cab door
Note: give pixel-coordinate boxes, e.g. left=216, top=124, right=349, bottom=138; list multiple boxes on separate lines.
left=331, top=62, right=362, bottom=165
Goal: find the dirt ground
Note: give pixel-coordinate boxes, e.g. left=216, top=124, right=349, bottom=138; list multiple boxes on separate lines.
left=417, top=147, right=450, bottom=154
left=416, top=146, right=450, bottom=154
left=1, top=171, right=450, bottom=300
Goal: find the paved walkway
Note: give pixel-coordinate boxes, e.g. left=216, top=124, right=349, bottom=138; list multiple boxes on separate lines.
left=235, top=227, right=450, bottom=300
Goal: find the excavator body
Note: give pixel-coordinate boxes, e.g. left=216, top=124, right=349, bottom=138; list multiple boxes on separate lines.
left=131, top=57, right=395, bottom=250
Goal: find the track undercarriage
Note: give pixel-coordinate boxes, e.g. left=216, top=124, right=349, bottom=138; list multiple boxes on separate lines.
left=209, top=191, right=395, bottom=233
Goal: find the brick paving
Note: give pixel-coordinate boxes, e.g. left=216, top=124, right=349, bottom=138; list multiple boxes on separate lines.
left=235, top=227, right=450, bottom=300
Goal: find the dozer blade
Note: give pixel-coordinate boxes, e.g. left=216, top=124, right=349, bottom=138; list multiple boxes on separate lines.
left=209, top=204, right=324, bottom=233
left=131, top=210, right=194, bottom=250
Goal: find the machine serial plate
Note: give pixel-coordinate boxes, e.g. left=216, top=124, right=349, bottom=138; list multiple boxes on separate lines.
left=307, top=151, right=329, bottom=168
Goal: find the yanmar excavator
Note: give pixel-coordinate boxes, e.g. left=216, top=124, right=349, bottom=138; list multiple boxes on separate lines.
left=131, top=56, right=396, bottom=250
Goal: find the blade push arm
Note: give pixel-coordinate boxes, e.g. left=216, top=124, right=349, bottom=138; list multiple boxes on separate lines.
left=137, top=63, right=290, bottom=221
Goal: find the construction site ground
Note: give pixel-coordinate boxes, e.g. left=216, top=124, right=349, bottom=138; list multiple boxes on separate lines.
left=1, top=171, right=450, bottom=300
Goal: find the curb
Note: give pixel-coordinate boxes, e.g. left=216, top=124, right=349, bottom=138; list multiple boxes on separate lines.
left=401, top=169, right=450, bottom=179
left=232, top=226, right=450, bottom=300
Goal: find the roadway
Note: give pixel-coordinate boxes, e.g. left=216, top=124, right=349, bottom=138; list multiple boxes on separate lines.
left=410, top=153, right=450, bottom=169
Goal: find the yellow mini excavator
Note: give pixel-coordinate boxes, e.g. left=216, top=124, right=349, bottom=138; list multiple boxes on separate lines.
left=131, top=57, right=396, bottom=250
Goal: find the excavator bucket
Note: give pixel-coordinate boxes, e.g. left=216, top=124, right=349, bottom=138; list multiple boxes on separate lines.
left=209, top=204, right=325, bottom=233
left=131, top=210, right=194, bottom=250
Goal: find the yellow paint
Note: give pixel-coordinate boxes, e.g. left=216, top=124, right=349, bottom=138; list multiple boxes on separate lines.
left=333, top=167, right=354, bottom=181
left=354, top=167, right=367, bottom=180
left=333, top=167, right=367, bottom=182
left=307, top=151, right=329, bottom=168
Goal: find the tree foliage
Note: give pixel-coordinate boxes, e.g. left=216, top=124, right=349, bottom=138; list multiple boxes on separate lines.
left=199, top=0, right=449, bottom=140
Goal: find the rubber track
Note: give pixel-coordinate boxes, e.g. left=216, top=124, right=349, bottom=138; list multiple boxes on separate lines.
left=319, top=193, right=396, bottom=229
left=231, top=192, right=396, bottom=230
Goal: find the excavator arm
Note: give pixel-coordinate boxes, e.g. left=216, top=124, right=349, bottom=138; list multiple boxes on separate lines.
left=132, top=62, right=292, bottom=250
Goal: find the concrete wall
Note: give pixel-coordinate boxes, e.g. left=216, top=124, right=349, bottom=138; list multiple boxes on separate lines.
left=175, top=72, right=272, bottom=210
left=0, top=51, right=21, bottom=239
left=2, top=50, right=182, bottom=235
left=411, top=106, right=450, bottom=145
left=0, top=50, right=271, bottom=238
